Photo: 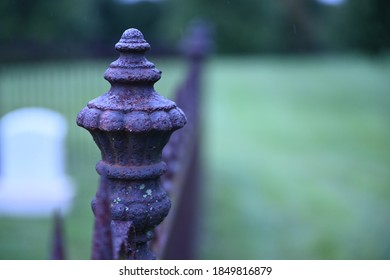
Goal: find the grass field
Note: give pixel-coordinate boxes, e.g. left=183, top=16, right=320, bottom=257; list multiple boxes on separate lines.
left=0, top=55, right=389, bottom=259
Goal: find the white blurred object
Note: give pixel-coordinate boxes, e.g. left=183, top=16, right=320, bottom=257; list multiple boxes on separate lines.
left=0, top=108, right=74, bottom=216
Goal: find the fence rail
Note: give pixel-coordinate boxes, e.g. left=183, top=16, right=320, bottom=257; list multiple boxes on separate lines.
left=155, top=20, right=212, bottom=259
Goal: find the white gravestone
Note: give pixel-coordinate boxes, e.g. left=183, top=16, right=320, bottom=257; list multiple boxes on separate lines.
left=0, top=107, right=74, bottom=216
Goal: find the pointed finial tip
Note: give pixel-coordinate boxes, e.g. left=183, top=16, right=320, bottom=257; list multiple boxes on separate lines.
left=115, top=28, right=150, bottom=52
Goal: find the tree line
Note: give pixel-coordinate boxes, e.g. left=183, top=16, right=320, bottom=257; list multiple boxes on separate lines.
left=0, top=0, right=389, bottom=61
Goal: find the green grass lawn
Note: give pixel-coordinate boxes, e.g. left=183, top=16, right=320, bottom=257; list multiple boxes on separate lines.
left=0, top=55, right=389, bottom=259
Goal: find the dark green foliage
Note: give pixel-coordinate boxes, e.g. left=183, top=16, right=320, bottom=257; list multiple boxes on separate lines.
left=338, top=0, right=390, bottom=54
left=159, top=0, right=287, bottom=53
left=0, top=0, right=389, bottom=56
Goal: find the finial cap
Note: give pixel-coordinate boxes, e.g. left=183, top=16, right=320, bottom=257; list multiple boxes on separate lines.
left=115, top=28, right=151, bottom=52
left=77, top=28, right=187, bottom=134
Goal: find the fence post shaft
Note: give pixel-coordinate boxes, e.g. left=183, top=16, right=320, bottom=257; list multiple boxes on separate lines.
left=77, top=28, right=186, bottom=259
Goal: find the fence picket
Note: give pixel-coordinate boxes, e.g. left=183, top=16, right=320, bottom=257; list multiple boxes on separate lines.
left=77, top=28, right=186, bottom=260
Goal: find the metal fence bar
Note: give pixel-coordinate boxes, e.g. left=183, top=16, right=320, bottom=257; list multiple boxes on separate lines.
left=50, top=212, right=66, bottom=260
left=91, top=174, right=113, bottom=260
left=77, top=28, right=186, bottom=260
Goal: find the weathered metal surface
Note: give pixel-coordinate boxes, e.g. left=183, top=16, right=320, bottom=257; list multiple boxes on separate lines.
left=77, top=28, right=186, bottom=260
left=91, top=175, right=112, bottom=259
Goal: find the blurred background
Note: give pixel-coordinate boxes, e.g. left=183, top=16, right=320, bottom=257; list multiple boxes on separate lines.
left=0, top=0, right=389, bottom=259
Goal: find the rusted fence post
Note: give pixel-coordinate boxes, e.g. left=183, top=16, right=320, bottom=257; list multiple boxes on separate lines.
left=77, top=28, right=186, bottom=259
left=153, top=20, right=212, bottom=259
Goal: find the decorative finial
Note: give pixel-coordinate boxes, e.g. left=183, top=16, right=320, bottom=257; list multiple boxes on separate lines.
left=77, top=28, right=186, bottom=259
